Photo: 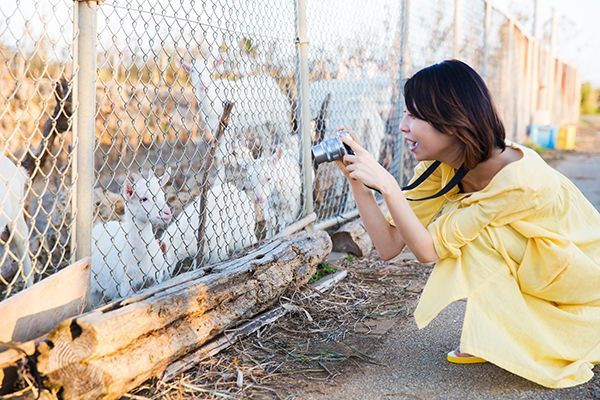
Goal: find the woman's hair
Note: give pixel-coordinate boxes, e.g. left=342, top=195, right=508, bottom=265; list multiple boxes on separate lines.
left=403, top=59, right=506, bottom=169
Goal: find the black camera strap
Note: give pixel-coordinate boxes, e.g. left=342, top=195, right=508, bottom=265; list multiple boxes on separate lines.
left=401, top=161, right=469, bottom=201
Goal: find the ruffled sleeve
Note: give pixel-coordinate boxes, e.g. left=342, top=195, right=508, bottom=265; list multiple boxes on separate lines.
left=428, top=185, right=543, bottom=259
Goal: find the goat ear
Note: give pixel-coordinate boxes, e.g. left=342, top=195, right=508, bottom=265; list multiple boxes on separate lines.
left=276, top=147, right=283, bottom=160
left=161, top=167, right=172, bottom=186
left=122, top=180, right=135, bottom=200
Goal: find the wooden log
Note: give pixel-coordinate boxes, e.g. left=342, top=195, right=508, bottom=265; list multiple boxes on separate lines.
left=162, top=269, right=348, bottom=381
left=272, top=212, right=316, bottom=240
left=0, top=257, right=89, bottom=396
left=329, top=203, right=393, bottom=257
left=330, top=217, right=372, bottom=257
left=36, top=230, right=332, bottom=400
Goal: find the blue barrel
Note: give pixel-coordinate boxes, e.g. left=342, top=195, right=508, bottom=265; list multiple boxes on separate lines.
left=529, top=125, right=558, bottom=149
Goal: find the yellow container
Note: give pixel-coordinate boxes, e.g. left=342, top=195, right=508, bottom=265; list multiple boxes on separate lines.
left=557, top=125, right=576, bottom=150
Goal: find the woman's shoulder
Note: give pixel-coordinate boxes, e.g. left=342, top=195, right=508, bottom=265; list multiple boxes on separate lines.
left=463, top=142, right=559, bottom=204
left=509, top=142, right=560, bottom=191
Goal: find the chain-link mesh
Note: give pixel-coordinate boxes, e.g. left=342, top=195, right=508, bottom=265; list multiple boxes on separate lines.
left=0, top=0, right=75, bottom=299
left=90, top=0, right=301, bottom=304
left=307, top=0, right=401, bottom=222
left=0, top=0, right=582, bottom=304
left=397, top=0, right=455, bottom=180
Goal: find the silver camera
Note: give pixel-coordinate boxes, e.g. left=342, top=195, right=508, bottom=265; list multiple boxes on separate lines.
left=311, top=134, right=354, bottom=167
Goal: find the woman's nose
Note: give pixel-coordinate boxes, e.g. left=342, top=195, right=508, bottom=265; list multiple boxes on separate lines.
left=399, top=115, right=410, bottom=133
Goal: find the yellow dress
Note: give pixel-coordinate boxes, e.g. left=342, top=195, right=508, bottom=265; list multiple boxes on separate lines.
left=397, top=142, right=600, bottom=388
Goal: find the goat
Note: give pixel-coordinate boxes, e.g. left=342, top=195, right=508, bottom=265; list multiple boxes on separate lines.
left=90, top=169, right=172, bottom=305
left=160, top=179, right=257, bottom=274
left=229, top=145, right=302, bottom=237
left=0, top=154, right=33, bottom=287
left=186, top=46, right=295, bottom=160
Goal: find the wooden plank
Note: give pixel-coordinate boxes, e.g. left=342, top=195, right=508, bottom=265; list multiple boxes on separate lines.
left=0, top=257, right=90, bottom=343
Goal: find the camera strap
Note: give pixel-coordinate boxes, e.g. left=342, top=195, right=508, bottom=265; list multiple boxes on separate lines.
left=401, top=161, right=468, bottom=201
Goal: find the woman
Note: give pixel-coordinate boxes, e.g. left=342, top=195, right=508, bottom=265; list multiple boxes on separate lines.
left=336, top=59, right=600, bottom=388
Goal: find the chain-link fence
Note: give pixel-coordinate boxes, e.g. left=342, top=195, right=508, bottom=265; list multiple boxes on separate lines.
left=0, top=0, right=75, bottom=298
left=0, top=0, right=581, bottom=304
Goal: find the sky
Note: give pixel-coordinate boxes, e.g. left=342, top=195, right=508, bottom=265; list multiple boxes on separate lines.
left=1, top=0, right=599, bottom=86
left=494, top=0, right=600, bottom=86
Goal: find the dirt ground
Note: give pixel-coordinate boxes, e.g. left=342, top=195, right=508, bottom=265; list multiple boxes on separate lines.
left=128, top=116, right=600, bottom=400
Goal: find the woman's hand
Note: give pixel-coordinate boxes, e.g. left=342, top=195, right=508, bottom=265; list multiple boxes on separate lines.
left=333, top=128, right=357, bottom=179
left=339, top=133, right=397, bottom=195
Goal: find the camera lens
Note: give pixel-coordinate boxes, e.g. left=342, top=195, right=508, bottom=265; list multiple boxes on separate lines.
left=311, top=137, right=346, bottom=166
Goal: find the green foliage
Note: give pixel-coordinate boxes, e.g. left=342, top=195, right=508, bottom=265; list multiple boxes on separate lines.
left=240, top=37, right=257, bottom=56
left=346, top=254, right=355, bottom=262
left=580, top=82, right=600, bottom=115
left=308, top=262, right=337, bottom=283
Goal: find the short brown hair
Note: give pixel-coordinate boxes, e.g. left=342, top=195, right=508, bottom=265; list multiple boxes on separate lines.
left=403, top=60, right=506, bottom=169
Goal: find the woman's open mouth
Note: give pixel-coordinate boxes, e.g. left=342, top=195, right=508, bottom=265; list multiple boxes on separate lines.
left=407, top=139, right=419, bottom=151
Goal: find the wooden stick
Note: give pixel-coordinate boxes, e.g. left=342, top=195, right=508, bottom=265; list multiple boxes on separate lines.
left=162, top=270, right=347, bottom=381
left=21, top=79, right=72, bottom=178
left=195, top=101, right=234, bottom=267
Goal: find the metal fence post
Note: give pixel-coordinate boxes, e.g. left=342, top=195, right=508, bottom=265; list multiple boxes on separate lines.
left=482, top=0, right=492, bottom=80
left=295, top=0, right=314, bottom=227
left=397, top=0, right=411, bottom=185
left=507, top=19, right=516, bottom=139
left=73, top=0, right=98, bottom=262
left=453, top=0, right=462, bottom=59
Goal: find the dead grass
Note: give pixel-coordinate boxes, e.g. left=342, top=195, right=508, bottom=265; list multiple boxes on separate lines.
left=127, top=250, right=430, bottom=399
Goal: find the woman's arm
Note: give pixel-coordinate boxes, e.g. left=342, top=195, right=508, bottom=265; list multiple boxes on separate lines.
left=380, top=182, right=439, bottom=263
left=346, top=178, right=406, bottom=260
left=339, top=134, right=439, bottom=263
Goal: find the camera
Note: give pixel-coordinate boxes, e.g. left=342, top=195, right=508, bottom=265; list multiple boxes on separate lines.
left=311, top=132, right=354, bottom=167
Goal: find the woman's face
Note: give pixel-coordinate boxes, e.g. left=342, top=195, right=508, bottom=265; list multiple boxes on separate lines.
left=399, top=111, right=461, bottom=163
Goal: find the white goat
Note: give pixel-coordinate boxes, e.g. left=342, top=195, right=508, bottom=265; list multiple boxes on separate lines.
left=187, top=46, right=294, bottom=158
left=232, top=145, right=303, bottom=236
left=90, top=170, right=172, bottom=305
left=0, top=154, right=33, bottom=287
left=160, top=180, right=257, bottom=273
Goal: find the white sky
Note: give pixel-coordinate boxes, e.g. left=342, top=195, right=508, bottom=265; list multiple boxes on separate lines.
left=1, top=0, right=599, bottom=86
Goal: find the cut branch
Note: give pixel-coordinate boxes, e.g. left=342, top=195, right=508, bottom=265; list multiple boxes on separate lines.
left=21, top=79, right=73, bottom=178
left=195, top=101, right=234, bottom=268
